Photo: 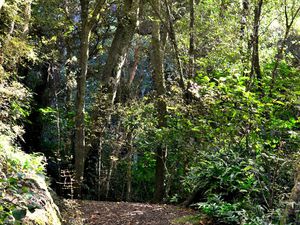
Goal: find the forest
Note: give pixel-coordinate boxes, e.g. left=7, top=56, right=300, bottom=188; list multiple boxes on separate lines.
left=1, top=0, right=300, bottom=224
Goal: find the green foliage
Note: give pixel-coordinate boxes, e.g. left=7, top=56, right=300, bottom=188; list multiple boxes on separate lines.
left=195, top=194, right=270, bottom=225
left=0, top=81, right=32, bottom=138
left=0, top=135, right=46, bottom=224
left=1, top=1, right=299, bottom=224
left=196, top=195, right=246, bottom=224
left=179, top=60, right=300, bottom=223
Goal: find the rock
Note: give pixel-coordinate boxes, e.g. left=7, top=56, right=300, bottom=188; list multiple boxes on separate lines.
left=22, top=174, right=62, bottom=225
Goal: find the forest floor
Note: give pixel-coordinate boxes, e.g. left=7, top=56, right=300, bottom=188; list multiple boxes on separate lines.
left=58, top=199, right=201, bottom=225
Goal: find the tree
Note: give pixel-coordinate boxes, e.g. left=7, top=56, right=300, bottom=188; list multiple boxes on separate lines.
left=163, top=0, right=185, bottom=91
left=74, top=0, right=106, bottom=195
left=98, top=0, right=140, bottom=198
left=150, top=0, right=167, bottom=203
left=3, top=1, right=300, bottom=223
left=102, top=0, right=140, bottom=106
left=270, top=0, right=300, bottom=94
left=188, top=0, right=195, bottom=79
left=250, top=0, right=263, bottom=90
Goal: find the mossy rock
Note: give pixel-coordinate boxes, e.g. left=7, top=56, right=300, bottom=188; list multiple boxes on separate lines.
left=22, top=174, right=61, bottom=225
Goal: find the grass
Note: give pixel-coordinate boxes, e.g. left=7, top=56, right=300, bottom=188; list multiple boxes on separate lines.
left=172, top=214, right=201, bottom=225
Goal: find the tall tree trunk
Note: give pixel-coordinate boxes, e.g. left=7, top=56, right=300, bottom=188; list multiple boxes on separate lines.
left=23, top=0, right=32, bottom=36
left=97, top=130, right=103, bottom=200
left=63, top=44, right=75, bottom=161
left=164, top=0, right=185, bottom=91
left=102, top=0, right=140, bottom=106
left=250, top=0, right=263, bottom=89
left=126, top=132, right=133, bottom=201
left=74, top=0, right=91, bottom=196
left=188, top=0, right=195, bottom=79
left=74, top=0, right=106, bottom=197
left=100, top=0, right=139, bottom=198
left=185, top=0, right=196, bottom=102
left=151, top=0, right=167, bottom=203
left=240, top=0, right=250, bottom=77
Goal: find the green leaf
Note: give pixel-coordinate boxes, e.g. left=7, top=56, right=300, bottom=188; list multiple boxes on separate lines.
left=12, top=208, right=27, bottom=221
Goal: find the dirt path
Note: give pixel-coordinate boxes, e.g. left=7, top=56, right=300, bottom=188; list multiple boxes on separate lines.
left=59, top=200, right=198, bottom=225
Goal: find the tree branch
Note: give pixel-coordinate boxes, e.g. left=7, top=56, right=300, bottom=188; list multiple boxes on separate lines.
left=88, top=0, right=107, bottom=29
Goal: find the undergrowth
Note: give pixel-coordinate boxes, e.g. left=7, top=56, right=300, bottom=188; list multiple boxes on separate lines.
left=0, top=135, right=46, bottom=224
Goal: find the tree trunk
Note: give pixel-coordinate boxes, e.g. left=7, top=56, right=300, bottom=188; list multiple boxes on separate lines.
left=126, top=132, right=133, bottom=201
left=188, top=0, right=195, bottom=79
left=151, top=0, right=167, bottom=203
left=97, top=130, right=103, bottom=200
left=240, top=0, right=249, bottom=40
left=185, top=0, right=195, bottom=102
left=23, top=0, right=32, bottom=36
left=250, top=0, right=263, bottom=89
left=102, top=0, right=140, bottom=105
left=128, top=45, right=140, bottom=87
left=74, top=0, right=91, bottom=196
left=240, top=0, right=250, bottom=78
left=164, top=0, right=185, bottom=91
left=105, top=158, right=117, bottom=198
left=74, top=0, right=106, bottom=197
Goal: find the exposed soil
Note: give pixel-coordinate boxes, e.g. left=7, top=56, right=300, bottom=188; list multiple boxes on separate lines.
left=58, top=199, right=198, bottom=225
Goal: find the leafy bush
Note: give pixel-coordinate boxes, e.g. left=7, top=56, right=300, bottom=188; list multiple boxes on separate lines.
left=196, top=195, right=248, bottom=224
left=0, top=81, right=31, bottom=139
left=0, top=135, right=46, bottom=224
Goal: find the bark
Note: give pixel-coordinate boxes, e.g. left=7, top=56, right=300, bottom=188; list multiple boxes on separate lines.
left=188, top=0, right=195, bottom=79
left=97, top=130, right=103, bottom=200
left=185, top=0, right=195, bottom=102
left=102, top=0, right=140, bottom=105
left=105, top=153, right=118, bottom=198
left=126, top=132, right=133, bottom=201
left=74, top=0, right=90, bottom=196
left=164, top=0, right=185, bottom=91
left=137, top=20, right=153, bottom=35
left=151, top=0, right=167, bottom=203
left=240, top=0, right=249, bottom=68
left=74, top=0, right=106, bottom=196
left=240, top=0, right=249, bottom=40
left=97, top=0, right=139, bottom=198
left=65, top=54, right=73, bottom=113
left=128, top=45, right=140, bottom=87
left=149, top=0, right=184, bottom=90
left=250, top=0, right=263, bottom=90
left=182, top=187, right=202, bottom=207
left=23, top=0, right=32, bottom=36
